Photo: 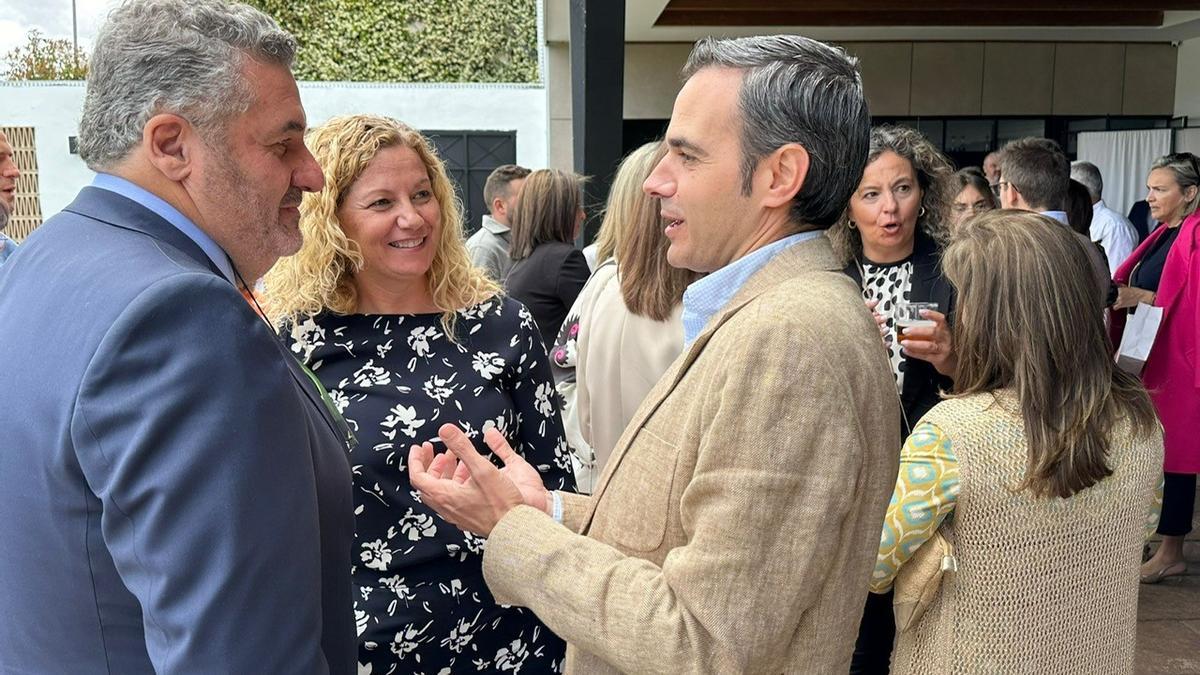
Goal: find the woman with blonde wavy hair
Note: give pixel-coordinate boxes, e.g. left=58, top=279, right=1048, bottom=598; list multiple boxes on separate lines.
left=264, top=114, right=573, bottom=674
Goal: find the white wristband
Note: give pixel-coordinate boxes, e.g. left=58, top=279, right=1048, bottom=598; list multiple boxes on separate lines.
left=550, top=491, right=564, bottom=524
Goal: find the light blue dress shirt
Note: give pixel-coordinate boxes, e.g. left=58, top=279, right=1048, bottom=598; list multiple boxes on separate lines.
left=92, top=173, right=236, bottom=285
left=1040, top=210, right=1070, bottom=226
left=681, top=230, right=823, bottom=345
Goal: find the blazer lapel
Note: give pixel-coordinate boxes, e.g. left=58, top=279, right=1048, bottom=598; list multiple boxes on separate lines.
left=64, top=186, right=347, bottom=445
left=63, top=186, right=226, bottom=278
left=1155, top=213, right=1198, bottom=315
left=581, top=236, right=840, bottom=530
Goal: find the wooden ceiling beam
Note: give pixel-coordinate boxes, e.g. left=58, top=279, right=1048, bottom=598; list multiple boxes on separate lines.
left=655, top=9, right=1167, bottom=27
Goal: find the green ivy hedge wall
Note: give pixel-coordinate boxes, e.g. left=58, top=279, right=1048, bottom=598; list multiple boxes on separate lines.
left=246, top=0, right=539, bottom=83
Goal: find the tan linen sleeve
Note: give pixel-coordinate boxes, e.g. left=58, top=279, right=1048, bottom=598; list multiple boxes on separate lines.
left=483, top=306, right=870, bottom=673
left=558, top=490, right=591, bottom=534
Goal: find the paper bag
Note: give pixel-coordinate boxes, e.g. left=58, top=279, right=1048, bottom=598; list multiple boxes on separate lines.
left=1116, top=302, right=1164, bottom=375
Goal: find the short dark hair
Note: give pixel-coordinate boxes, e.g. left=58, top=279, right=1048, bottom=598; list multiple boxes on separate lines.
left=998, top=137, right=1069, bottom=211
left=682, top=35, right=871, bottom=229
left=1066, top=179, right=1094, bottom=237
left=483, top=164, right=531, bottom=214
left=508, top=169, right=583, bottom=260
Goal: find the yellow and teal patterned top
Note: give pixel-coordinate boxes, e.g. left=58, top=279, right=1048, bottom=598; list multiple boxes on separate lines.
left=870, top=421, right=1164, bottom=594
left=871, top=422, right=959, bottom=594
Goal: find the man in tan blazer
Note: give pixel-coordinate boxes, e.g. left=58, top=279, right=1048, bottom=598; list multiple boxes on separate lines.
left=410, top=34, right=901, bottom=674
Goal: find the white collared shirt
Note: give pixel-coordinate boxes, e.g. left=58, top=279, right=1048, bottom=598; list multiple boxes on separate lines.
left=1090, top=200, right=1138, bottom=274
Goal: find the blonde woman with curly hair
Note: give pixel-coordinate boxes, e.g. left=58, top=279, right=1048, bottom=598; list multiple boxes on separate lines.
left=834, top=125, right=958, bottom=675
left=264, top=114, right=573, bottom=674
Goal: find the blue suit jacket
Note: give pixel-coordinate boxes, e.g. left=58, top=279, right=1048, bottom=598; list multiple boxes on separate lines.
left=0, top=187, right=356, bottom=674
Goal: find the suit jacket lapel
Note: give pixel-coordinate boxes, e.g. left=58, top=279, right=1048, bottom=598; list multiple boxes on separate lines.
left=63, top=186, right=226, bottom=278
left=581, top=236, right=840, bottom=530
left=1155, top=214, right=1198, bottom=315
left=64, top=186, right=346, bottom=443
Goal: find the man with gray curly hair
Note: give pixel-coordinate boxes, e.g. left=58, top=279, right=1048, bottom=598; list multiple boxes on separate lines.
left=0, top=1, right=354, bottom=673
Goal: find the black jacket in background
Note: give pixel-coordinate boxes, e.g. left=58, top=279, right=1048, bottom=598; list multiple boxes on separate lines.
left=505, top=241, right=591, bottom=350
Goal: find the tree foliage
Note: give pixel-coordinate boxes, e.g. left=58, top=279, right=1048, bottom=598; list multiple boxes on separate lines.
left=3, top=29, right=89, bottom=81
left=245, top=0, right=539, bottom=83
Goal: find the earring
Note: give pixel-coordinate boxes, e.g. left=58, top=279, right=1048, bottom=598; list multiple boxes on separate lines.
left=919, top=206, right=927, bottom=218
left=848, top=220, right=857, bottom=229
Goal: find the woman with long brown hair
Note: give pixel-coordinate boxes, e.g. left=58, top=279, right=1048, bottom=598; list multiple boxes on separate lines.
left=504, top=169, right=590, bottom=349
left=870, top=209, right=1162, bottom=674
left=549, top=142, right=698, bottom=491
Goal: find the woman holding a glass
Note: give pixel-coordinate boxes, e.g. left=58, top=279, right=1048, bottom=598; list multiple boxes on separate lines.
left=828, top=124, right=958, bottom=675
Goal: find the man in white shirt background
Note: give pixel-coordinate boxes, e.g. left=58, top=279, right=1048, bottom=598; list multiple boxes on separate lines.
left=1071, top=160, right=1138, bottom=275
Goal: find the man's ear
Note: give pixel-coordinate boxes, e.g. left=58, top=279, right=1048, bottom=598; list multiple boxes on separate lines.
left=143, top=113, right=197, bottom=182
left=758, top=143, right=810, bottom=209
left=1007, top=183, right=1025, bottom=209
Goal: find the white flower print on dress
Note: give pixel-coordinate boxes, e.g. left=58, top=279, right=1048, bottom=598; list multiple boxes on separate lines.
left=360, top=539, right=394, bottom=571
left=533, top=382, right=555, bottom=418
left=379, top=575, right=416, bottom=603
left=459, top=300, right=494, bottom=321
left=472, top=351, right=505, bottom=380
left=328, top=389, right=350, bottom=414
left=376, top=338, right=393, bottom=359
left=423, top=372, right=457, bottom=405
left=495, top=639, right=530, bottom=672
left=382, top=403, right=425, bottom=438
left=290, top=316, right=326, bottom=362
left=398, top=508, right=438, bottom=541
left=481, top=414, right=510, bottom=438
left=440, top=611, right=482, bottom=653
left=407, top=325, right=442, bottom=358
left=389, top=621, right=433, bottom=660
left=300, top=300, right=571, bottom=673
left=437, top=578, right=468, bottom=600
left=352, top=359, right=391, bottom=387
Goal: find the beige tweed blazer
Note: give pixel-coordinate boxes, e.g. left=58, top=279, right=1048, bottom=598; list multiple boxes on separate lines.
left=483, top=236, right=901, bottom=674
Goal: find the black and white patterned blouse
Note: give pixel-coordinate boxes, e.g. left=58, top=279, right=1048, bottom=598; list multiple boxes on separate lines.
left=860, top=257, right=914, bottom=392
left=288, top=296, right=575, bottom=674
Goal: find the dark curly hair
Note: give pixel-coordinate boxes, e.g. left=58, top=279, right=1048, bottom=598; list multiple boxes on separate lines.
left=828, top=124, right=955, bottom=264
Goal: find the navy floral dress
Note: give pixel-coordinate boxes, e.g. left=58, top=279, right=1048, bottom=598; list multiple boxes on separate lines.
left=287, top=296, right=574, bottom=674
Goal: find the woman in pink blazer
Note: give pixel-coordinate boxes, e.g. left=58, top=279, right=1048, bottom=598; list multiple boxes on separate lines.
left=1110, top=152, right=1200, bottom=583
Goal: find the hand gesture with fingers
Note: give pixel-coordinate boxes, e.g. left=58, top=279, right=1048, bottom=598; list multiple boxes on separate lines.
left=899, top=309, right=957, bottom=378
left=409, top=423, right=550, bottom=536
left=865, top=299, right=892, bottom=346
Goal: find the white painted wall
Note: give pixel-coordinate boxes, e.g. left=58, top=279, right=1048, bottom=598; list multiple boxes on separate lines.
left=0, top=81, right=548, bottom=218
left=1175, top=37, right=1200, bottom=120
